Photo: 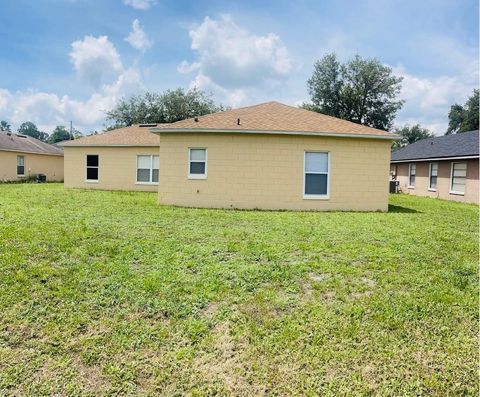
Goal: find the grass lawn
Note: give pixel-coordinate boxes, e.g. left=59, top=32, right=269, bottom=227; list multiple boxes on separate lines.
left=0, top=184, right=478, bottom=396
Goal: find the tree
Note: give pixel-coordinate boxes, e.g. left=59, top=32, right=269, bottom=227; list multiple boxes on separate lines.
left=47, top=126, right=71, bottom=143
left=17, top=121, right=49, bottom=142
left=105, top=88, right=225, bottom=128
left=446, top=89, right=479, bottom=134
left=0, top=120, right=11, bottom=132
left=392, top=124, right=433, bottom=150
left=304, top=53, right=404, bottom=131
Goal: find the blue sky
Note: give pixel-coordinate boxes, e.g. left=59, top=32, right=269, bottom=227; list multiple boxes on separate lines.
left=0, top=0, right=478, bottom=134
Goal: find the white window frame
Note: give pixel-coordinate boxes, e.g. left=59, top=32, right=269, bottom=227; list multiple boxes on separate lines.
left=450, top=162, right=467, bottom=195
left=17, top=155, right=25, bottom=177
left=188, top=148, right=207, bottom=179
left=303, top=151, right=330, bottom=200
left=136, top=155, right=159, bottom=185
left=428, top=162, right=438, bottom=191
left=85, top=154, right=99, bottom=183
left=408, top=163, right=416, bottom=188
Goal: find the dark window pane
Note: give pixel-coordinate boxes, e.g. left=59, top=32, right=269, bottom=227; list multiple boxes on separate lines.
left=430, top=176, right=437, bottom=189
left=17, top=166, right=24, bottom=175
left=409, top=175, right=415, bottom=186
left=87, top=167, right=98, bottom=180
left=137, top=169, right=150, bottom=182
left=152, top=169, right=159, bottom=182
left=87, top=155, right=98, bottom=167
left=190, top=161, right=205, bottom=175
left=305, top=173, right=328, bottom=195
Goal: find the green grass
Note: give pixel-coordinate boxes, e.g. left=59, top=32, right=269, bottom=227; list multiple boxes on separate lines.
left=0, top=184, right=478, bottom=396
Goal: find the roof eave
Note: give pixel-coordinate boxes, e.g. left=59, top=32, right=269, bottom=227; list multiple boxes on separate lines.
left=62, top=144, right=159, bottom=147
left=391, top=155, right=479, bottom=163
left=150, top=128, right=400, bottom=140
left=0, top=148, right=64, bottom=156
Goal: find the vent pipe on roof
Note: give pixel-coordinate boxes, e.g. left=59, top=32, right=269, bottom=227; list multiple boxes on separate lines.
left=194, top=117, right=199, bottom=122
left=237, top=118, right=241, bottom=125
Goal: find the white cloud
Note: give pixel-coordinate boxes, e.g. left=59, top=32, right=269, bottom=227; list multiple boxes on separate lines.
left=0, top=67, right=142, bottom=133
left=177, top=60, right=201, bottom=74
left=70, top=35, right=123, bottom=88
left=179, top=15, right=293, bottom=106
left=393, top=60, right=478, bottom=135
left=0, top=34, right=143, bottom=133
left=123, top=0, right=155, bottom=10
left=125, top=19, right=152, bottom=52
left=189, top=73, right=248, bottom=108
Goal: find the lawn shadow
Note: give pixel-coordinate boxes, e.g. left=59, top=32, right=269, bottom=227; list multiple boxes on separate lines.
left=388, top=204, right=421, bottom=213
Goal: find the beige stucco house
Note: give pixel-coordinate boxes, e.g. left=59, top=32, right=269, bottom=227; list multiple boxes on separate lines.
left=62, top=125, right=160, bottom=192
left=0, top=132, right=64, bottom=181
left=61, top=102, right=399, bottom=211
left=391, top=130, right=479, bottom=204
left=151, top=102, right=398, bottom=211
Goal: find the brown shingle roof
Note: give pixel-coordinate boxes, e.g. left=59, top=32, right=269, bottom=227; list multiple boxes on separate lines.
left=152, top=102, right=398, bottom=139
left=61, top=125, right=160, bottom=146
left=0, top=132, right=64, bottom=156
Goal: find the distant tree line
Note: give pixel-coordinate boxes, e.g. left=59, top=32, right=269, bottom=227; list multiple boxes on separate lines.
left=0, top=121, right=83, bottom=144
left=105, top=88, right=227, bottom=129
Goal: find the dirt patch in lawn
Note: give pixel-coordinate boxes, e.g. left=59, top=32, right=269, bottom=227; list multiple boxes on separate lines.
left=193, top=321, right=266, bottom=396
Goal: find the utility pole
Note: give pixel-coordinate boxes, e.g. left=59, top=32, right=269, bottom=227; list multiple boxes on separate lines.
left=70, top=120, right=73, bottom=140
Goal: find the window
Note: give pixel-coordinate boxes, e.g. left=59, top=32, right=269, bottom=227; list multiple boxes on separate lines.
left=408, top=163, right=416, bottom=187
left=304, top=152, right=329, bottom=198
left=137, top=155, right=159, bottom=184
left=86, top=155, right=99, bottom=182
left=17, top=156, right=25, bottom=176
left=428, top=163, right=438, bottom=191
left=188, top=148, right=207, bottom=179
left=450, top=162, right=467, bottom=194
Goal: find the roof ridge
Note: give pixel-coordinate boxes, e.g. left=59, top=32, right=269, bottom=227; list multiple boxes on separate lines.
left=292, top=105, right=391, bottom=134
left=410, top=129, right=480, bottom=145
left=391, top=129, right=479, bottom=161
left=165, top=101, right=288, bottom=127
left=61, top=124, right=160, bottom=146
left=0, top=132, right=63, bottom=155
left=70, top=124, right=147, bottom=144
left=165, top=101, right=393, bottom=135
left=164, top=101, right=392, bottom=136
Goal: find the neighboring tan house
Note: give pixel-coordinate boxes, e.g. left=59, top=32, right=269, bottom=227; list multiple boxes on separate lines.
left=0, top=132, right=64, bottom=182
left=61, top=125, right=160, bottom=192
left=390, top=130, right=479, bottom=204
left=150, top=102, right=399, bottom=211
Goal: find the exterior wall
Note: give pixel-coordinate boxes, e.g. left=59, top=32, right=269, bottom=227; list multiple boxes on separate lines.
left=0, top=150, right=64, bottom=181
left=64, top=146, right=160, bottom=192
left=391, top=159, right=479, bottom=204
left=158, top=133, right=392, bottom=211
